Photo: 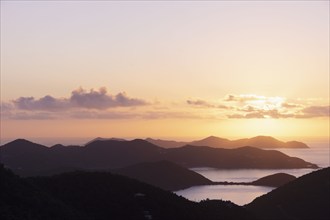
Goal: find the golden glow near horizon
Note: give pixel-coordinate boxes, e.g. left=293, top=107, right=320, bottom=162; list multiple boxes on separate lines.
left=1, top=1, right=329, bottom=141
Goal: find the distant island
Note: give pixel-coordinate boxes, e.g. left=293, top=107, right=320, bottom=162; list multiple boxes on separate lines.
left=0, top=138, right=317, bottom=177
left=146, top=135, right=309, bottom=149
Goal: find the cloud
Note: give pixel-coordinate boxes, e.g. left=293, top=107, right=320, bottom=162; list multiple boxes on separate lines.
left=2, top=90, right=329, bottom=121
left=1, top=102, right=14, bottom=112
left=281, top=102, right=301, bottom=108
left=1, top=102, right=15, bottom=119
left=300, top=106, right=330, bottom=118
left=141, top=111, right=212, bottom=120
left=227, top=109, right=294, bottom=119
left=243, top=112, right=265, bottom=119
left=224, top=94, right=284, bottom=108
left=224, top=94, right=267, bottom=102
left=14, top=96, right=69, bottom=111
left=227, top=106, right=329, bottom=119
left=70, top=87, right=147, bottom=109
left=9, top=112, right=57, bottom=120
left=187, top=99, right=215, bottom=108
left=69, top=110, right=139, bottom=120
left=187, top=99, right=229, bottom=109
left=12, top=87, right=147, bottom=111
left=0, top=87, right=151, bottom=120
left=238, top=105, right=258, bottom=112
left=186, top=94, right=329, bottom=119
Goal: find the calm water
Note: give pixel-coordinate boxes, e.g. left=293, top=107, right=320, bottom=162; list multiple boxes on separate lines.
left=175, top=142, right=329, bottom=205
left=176, top=185, right=274, bottom=206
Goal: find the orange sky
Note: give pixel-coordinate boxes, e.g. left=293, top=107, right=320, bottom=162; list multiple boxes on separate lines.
left=1, top=1, right=329, bottom=143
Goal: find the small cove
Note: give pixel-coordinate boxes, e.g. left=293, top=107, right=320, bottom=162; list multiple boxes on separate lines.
left=175, top=143, right=329, bottom=205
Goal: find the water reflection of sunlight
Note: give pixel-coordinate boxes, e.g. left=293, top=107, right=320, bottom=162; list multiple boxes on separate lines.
left=175, top=185, right=274, bottom=206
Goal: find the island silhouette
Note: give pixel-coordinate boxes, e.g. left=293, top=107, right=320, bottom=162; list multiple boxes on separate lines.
left=146, top=135, right=309, bottom=149
left=0, top=137, right=317, bottom=177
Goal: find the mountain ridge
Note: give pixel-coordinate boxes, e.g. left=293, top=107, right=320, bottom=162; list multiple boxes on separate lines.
left=1, top=138, right=317, bottom=177
left=146, top=135, right=309, bottom=149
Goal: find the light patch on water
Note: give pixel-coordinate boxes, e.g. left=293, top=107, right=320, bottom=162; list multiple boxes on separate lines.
left=175, top=185, right=274, bottom=206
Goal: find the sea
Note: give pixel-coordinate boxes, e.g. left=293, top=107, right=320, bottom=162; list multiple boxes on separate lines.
left=1, top=137, right=329, bottom=205
left=175, top=141, right=330, bottom=206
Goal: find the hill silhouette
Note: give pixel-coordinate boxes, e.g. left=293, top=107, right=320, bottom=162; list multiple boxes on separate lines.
left=114, top=160, right=213, bottom=191
left=246, top=167, right=330, bottom=220
left=0, top=164, right=256, bottom=220
left=84, top=137, right=126, bottom=146
left=145, top=138, right=187, bottom=148
left=146, top=135, right=309, bottom=149
left=164, top=145, right=316, bottom=169
left=1, top=139, right=317, bottom=176
left=251, top=173, right=296, bottom=187
left=0, top=164, right=86, bottom=220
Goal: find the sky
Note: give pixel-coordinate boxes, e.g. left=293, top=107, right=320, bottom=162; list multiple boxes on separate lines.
left=1, top=1, right=329, bottom=144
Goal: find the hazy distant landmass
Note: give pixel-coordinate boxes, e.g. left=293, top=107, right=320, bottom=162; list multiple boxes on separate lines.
left=84, top=137, right=126, bottom=146
left=0, top=138, right=317, bottom=177
left=145, top=138, right=188, bottom=148
left=165, top=145, right=316, bottom=169
left=146, top=135, right=309, bottom=149
left=246, top=167, right=330, bottom=220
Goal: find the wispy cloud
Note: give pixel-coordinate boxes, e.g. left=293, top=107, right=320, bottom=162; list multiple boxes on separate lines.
left=187, top=99, right=229, bottom=109
left=227, top=110, right=294, bottom=119
left=300, top=106, right=330, bottom=118
left=224, top=94, right=279, bottom=103
left=281, top=102, right=301, bottom=108
left=68, top=110, right=139, bottom=120
left=187, top=99, right=215, bottom=108
left=9, top=112, right=57, bottom=120
left=188, top=94, right=329, bottom=119
left=2, top=91, right=329, bottom=120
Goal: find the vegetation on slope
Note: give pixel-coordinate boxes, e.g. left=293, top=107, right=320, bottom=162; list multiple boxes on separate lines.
left=114, top=160, right=213, bottom=191
left=0, top=164, right=256, bottom=220
left=246, top=167, right=330, bottom=220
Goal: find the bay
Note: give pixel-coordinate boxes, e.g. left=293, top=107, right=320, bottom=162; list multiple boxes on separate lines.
left=175, top=185, right=274, bottom=206
left=175, top=142, right=329, bottom=205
